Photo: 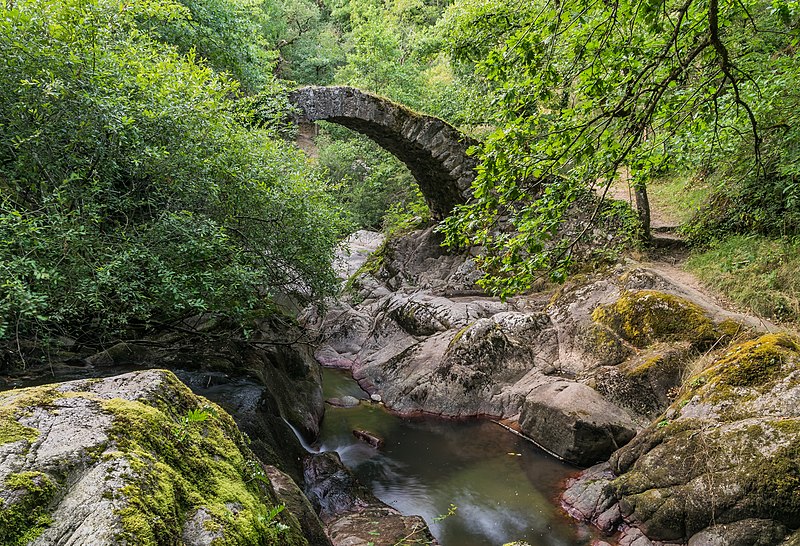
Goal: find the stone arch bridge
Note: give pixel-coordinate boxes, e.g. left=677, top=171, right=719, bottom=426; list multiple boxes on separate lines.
left=288, top=86, right=478, bottom=218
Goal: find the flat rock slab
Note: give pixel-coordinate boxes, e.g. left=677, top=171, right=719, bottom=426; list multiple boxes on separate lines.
left=519, top=382, right=638, bottom=466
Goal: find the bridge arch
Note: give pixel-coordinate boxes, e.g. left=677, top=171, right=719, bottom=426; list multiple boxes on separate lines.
left=288, top=86, right=477, bottom=218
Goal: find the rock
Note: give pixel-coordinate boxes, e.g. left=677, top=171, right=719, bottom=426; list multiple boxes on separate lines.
left=518, top=383, right=638, bottom=466
left=181, top=508, right=225, bottom=545
left=561, top=463, right=619, bottom=532
left=80, top=315, right=327, bottom=451
left=264, top=465, right=332, bottom=546
left=0, top=370, right=310, bottom=545
left=314, top=229, right=774, bottom=482
left=352, top=429, right=384, bottom=448
left=303, top=452, right=372, bottom=520
left=784, top=529, right=800, bottom=546
left=618, top=527, right=654, bottom=546
left=244, top=327, right=326, bottom=441
left=326, top=395, right=361, bottom=408
left=85, top=341, right=155, bottom=367
left=334, top=230, right=385, bottom=280
left=177, top=371, right=312, bottom=485
left=591, top=290, right=719, bottom=349
left=687, top=519, right=788, bottom=546
left=593, top=342, right=693, bottom=418
left=562, top=332, right=800, bottom=544
left=302, top=451, right=435, bottom=545
left=327, top=506, right=435, bottom=546
left=369, top=393, right=382, bottom=403
left=350, top=305, right=562, bottom=420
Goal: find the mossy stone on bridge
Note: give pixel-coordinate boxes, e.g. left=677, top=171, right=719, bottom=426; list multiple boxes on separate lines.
left=288, top=86, right=478, bottom=218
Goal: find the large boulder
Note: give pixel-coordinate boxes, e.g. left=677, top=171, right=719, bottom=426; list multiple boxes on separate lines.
left=518, top=381, right=638, bottom=466
left=0, top=370, right=312, bottom=545
left=562, top=332, right=800, bottom=544
left=68, top=315, right=327, bottom=487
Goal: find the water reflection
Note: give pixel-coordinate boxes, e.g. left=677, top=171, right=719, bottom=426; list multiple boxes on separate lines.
left=317, top=368, right=591, bottom=546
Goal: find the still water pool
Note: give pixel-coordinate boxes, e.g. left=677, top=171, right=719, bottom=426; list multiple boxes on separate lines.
left=315, top=368, right=593, bottom=546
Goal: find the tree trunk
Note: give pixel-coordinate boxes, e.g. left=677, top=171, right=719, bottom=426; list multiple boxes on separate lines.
left=634, top=182, right=651, bottom=241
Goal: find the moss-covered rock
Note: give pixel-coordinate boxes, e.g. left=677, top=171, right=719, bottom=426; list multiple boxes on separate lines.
left=591, top=290, right=719, bottom=349
left=576, top=323, right=634, bottom=366
left=0, top=471, right=57, bottom=545
left=714, top=333, right=799, bottom=388
left=563, top=332, right=800, bottom=544
left=0, top=370, right=310, bottom=546
left=593, top=342, right=692, bottom=418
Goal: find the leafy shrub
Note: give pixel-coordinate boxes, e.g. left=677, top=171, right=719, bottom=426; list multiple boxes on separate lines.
left=316, top=125, right=429, bottom=230
left=0, top=0, right=346, bottom=345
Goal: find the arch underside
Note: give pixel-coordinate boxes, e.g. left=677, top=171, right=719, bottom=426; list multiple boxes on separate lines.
left=289, top=86, right=477, bottom=218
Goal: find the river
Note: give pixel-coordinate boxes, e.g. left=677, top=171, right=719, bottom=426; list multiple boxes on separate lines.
left=316, top=367, right=594, bottom=546
left=6, top=361, right=595, bottom=545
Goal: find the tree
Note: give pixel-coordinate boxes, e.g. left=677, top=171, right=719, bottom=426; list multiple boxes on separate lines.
left=0, top=0, right=347, bottom=344
left=438, top=0, right=800, bottom=296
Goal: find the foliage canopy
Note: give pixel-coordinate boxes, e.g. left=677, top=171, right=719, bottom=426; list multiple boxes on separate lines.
left=435, top=0, right=800, bottom=296
left=0, top=0, right=346, bottom=344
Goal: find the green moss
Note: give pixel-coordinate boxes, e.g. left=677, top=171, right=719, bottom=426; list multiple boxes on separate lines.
left=448, top=322, right=474, bottom=349
left=579, top=323, right=632, bottom=365
left=715, top=333, right=799, bottom=388
left=628, top=355, right=666, bottom=378
left=0, top=371, right=309, bottom=546
left=101, top=373, right=308, bottom=546
left=717, top=319, right=746, bottom=339
left=343, top=239, right=389, bottom=294
left=0, top=471, right=57, bottom=545
left=0, top=384, right=62, bottom=448
left=0, top=385, right=63, bottom=410
left=592, top=290, right=718, bottom=348
left=747, top=434, right=800, bottom=526
left=0, top=412, right=39, bottom=446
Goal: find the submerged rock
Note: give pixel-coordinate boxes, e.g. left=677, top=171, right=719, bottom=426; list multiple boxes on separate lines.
left=303, top=452, right=373, bottom=520
left=0, top=369, right=311, bottom=545
left=352, top=429, right=384, bottom=448
left=303, top=451, right=436, bottom=545
left=326, top=395, right=361, bottom=407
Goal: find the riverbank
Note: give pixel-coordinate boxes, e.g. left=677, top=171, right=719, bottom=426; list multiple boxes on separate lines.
left=2, top=225, right=799, bottom=545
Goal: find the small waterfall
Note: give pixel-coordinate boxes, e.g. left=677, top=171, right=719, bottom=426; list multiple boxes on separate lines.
left=283, top=418, right=319, bottom=453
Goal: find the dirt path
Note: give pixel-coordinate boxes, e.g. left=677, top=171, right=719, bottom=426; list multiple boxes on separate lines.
left=601, top=171, right=681, bottom=232
left=639, top=259, right=781, bottom=333
left=597, top=171, right=789, bottom=333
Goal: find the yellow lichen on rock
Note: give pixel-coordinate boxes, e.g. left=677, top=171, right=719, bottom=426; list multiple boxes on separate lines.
left=591, top=290, right=719, bottom=349
left=709, top=332, right=800, bottom=388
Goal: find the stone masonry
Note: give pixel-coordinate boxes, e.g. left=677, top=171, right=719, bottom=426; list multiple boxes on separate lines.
left=288, top=86, right=478, bottom=218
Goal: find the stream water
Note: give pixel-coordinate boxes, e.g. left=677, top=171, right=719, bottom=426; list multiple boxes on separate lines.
left=316, top=367, right=593, bottom=546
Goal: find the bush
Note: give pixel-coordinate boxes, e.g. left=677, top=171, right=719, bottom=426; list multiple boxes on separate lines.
left=0, top=0, right=346, bottom=344
left=316, top=125, right=429, bottom=230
